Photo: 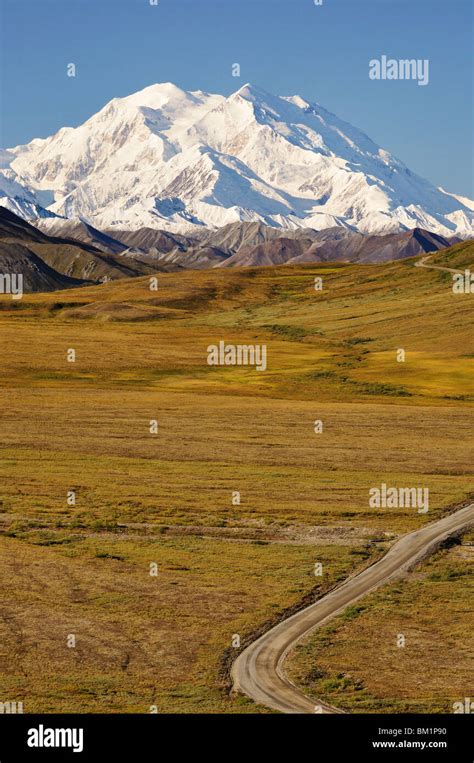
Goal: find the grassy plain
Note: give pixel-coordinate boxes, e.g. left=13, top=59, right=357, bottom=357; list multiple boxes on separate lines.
left=0, top=245, right=472, bottom=711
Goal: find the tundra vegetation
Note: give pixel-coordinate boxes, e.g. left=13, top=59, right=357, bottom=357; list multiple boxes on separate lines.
left=0, top=242, right=472, bottom=712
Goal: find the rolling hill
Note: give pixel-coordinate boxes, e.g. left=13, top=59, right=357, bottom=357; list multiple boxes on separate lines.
left=216, top=227, right=460, bottom=268
left=0, top=207, right=176, bottom=290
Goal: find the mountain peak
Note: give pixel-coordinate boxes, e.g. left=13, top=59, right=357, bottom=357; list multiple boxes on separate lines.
left=133, top=81, right=188, bottom=96
left=118, top=81, right=195, bottom=109
left=231, top=83, right=272, bottom=101
left=1, top=82, right=473, bottom=237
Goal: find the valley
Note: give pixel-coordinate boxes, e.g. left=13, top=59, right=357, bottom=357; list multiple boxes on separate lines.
left=0, top=207, right=465, bottom=293
left=0, top=241, right=472, bottom=712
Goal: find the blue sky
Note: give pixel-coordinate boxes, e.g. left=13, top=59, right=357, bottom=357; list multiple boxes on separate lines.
left=1, top=0, right=472, bottom=195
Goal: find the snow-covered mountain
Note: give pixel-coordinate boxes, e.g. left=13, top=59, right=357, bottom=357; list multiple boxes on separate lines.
left=1, top=82, right=473, bottom=236
left=0, top=151, right=60, bottom=220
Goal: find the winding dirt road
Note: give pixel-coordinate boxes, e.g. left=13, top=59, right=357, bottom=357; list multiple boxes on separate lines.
left=414, top=253, right=463, bottom=274
left=231, top=502, right=474, bottom=713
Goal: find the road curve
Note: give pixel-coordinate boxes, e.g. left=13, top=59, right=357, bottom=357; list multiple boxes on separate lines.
left=414, top=253, right=463, bottom=274
left=231, top=502, right=474, bottom=714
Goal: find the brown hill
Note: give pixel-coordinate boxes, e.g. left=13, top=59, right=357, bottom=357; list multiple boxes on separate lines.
left=0, top=242, right=86, bottom=292
left=107, top=227, right=191, bottom=254
left=37, top=218, right=131, bottom=255
left=0, top=208, right=170, bottom=290
left=216, top=227, right=459, bottom=268
left=194, top=221, right=317, bottom=253
left=217, top=237, right=316, bottom=268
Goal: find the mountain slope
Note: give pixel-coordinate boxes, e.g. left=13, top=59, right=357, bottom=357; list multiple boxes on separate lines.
left=1, top=83, right=472, bottom=237
left=0, top=206, right=52, bottom=243
left=193, top=221, right=320, bottom=253
left=216, top=226, right=459, bottom=268
left=107, top=226, right=191, bottom=254
left=217, top=237, right=316, bottom=268
left=0, top=208, right=172, bottom=291
left=36, top=218, right=132, bottom=255
left=0, top=242, right=87, bottom=292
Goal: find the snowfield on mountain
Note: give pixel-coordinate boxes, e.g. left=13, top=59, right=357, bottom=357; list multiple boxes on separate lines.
left=1, top=82, right=473, bottom=236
